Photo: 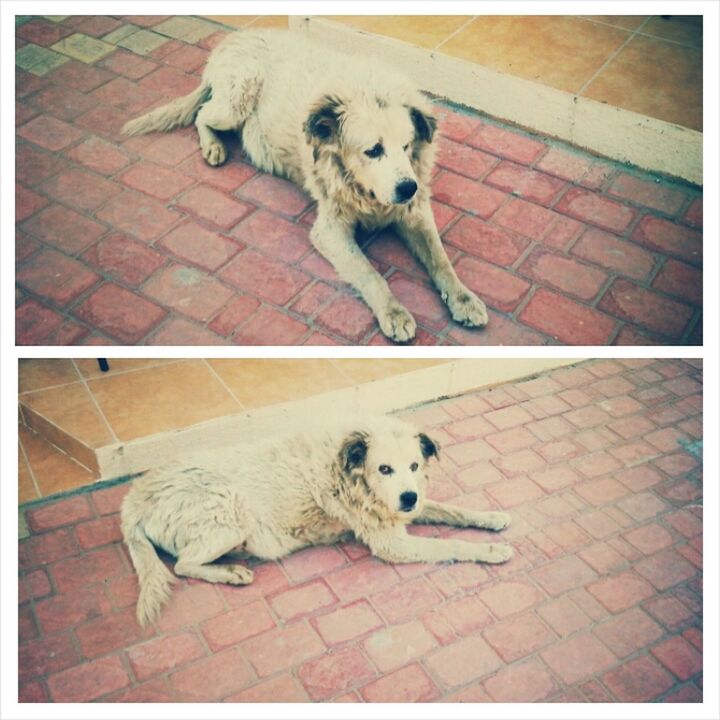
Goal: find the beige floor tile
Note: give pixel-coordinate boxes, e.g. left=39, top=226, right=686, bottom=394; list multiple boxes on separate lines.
left=88, top=360, right=240, bottom=441
left=208, top=359, right=352, bottom=409
left=19, top=359, right=80, bottom=393
left=642, top=15, right=702, bottom=47
left=584, top=16, right=648, bottom=31
left=18, top=446, right=39, bottom=504
left=74, top=358, right=177, bottom=380
left=440, top=16, right=630, bottom=93
left=333, top=359, right=447, bottom=385
left=325, top=15, right=472, bottom=49
left=21, top=383, right=115, bottom=449
left=20, top=426, right=97, bottom=498
left=583, top=35, right=702, bottom=130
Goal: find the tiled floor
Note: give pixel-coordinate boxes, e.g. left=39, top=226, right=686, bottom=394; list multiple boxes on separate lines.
left=18, top=358, right=447, bottom=502
left=18, top=359, right=703, bottom=702
left=322, top=15, right=702, bottom=130
left=15, top=15, right=703, bottom=346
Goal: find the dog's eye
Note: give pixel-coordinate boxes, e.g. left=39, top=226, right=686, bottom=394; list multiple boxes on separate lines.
left=410, top=462, right=418, bottom=472
left=403, top=143, right=410, bottom=151
left=378, top=464, right=394, bottom=475
left=364, top=143, right=384, bottom=159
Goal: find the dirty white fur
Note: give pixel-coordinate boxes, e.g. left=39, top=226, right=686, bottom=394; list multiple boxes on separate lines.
left=121, top=30, right=488, bottom=342
left=121, top=415, right=512, bottom=626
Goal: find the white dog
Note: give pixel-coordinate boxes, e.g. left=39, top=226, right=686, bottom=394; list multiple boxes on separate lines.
left=121, top=415, right=512, bottom=626
left=122, top=30, right=489, bottom=342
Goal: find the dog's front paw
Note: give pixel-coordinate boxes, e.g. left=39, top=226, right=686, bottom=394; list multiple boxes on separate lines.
left=379, top=301, right=416, bottom=343
left=477, top=543, right=514, bottom=564
left=203, top=140, right=227, bottom=166
left=483, top=512, right=511, bottom=531
left=447, top=288, right=488, bottom=328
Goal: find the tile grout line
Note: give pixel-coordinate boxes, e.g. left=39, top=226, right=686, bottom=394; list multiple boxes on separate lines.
left=577, top=17, right=653, bottom=96
left=201, top=359, right=247, bottom=412
left=433, top=15, right=479, bottom=53
left=18, top=360, right=189, bottom=397
left=70, top=359, right=120, bottom=444
left=327, top=359, right=358, bottom=385
left=18, top=432, right=43, bottom=501
left=578, top=14, right=702, bottom=49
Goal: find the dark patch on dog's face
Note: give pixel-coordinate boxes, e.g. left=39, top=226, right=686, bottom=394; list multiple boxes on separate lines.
left=340, top=431, right=369, bottom=473
left=409, top=106, right=437, bottom=144
left=417, top=432, right=440, bottom=461
left=305, top=95, right=344, bottom=144
left=332, top=150, right=369, bottom=198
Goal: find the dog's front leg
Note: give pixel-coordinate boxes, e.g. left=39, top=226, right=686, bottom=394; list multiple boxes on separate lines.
left=366, top=526, right=513, bottom=565
left=311, top=209, right=416, bottom=342
left=415, top=500, right=510, bottom=531
left=395, top=200, right=488, bottom=328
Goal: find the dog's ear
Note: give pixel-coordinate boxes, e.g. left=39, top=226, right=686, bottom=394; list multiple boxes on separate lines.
left=409, top=106, right=437, bottom=144
left=418, top=432, right=440, bottom=461
left=340, top=432, right=369, bottom=473
left=305, top=95, right=344, bottom=143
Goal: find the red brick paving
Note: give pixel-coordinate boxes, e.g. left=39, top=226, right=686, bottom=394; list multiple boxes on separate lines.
left=15, top=16, right=702, bottom=345
left=18, top=359, right=702, bottom=702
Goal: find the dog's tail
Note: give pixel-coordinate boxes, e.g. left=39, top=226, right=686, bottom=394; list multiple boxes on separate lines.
left=121, top=514, right=176, bottom=627
left=121, top=83, right=210, bottom=137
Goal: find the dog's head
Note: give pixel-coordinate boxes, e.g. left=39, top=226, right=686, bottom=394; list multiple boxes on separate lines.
left=337, top=422, right=440, bottom=522
left=304, top=90, right=436, bottom=207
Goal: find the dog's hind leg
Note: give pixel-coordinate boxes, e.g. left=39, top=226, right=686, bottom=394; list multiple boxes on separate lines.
left=415, top=500, right=510, bottom=531
left=174, top=526, right=254, bottom=586
left=195, top=100, right=236, bottom=167
left=195, top=73, right=263, bottom=166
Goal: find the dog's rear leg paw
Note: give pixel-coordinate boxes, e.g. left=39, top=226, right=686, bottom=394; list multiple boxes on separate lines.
left=203, top=140, right=227, bottom=166
left=476, top=543, right=514, bottom=564
left=379, top=301, right=416, bottom=343
left=227, top=565, right=254, bottom=585
left=447, top=288, right=488, bottom=328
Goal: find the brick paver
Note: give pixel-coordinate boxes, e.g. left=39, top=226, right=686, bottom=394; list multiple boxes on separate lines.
left=15, top=15, right=702, bottom=345
left=17, top=359, right=702, bottom=702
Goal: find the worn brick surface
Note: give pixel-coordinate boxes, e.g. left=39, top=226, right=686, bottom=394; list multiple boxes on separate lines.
left=519, top=288, right=616, bottom=345
left=18, top=359, right=702, bottom=702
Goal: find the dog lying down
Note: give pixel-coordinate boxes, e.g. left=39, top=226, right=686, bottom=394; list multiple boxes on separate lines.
left=121, top=29, right=489, bottom=343
left=121, top=415, right=512, bottom=626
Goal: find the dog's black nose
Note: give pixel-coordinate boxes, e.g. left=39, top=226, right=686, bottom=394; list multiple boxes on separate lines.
left=394, top=179, right=417, bottom=203
left=399, top=491, right=418, bottom=511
